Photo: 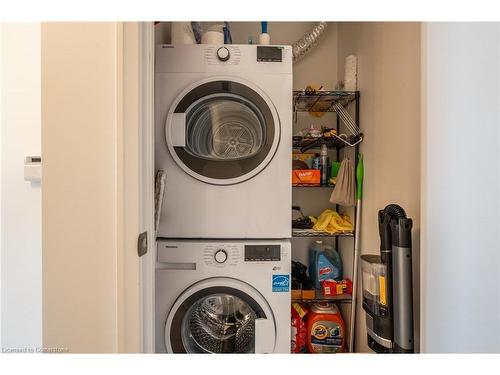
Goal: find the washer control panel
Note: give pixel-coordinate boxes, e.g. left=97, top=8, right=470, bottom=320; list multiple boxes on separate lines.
left=203, top=244, right=240, bottom=267
left=244, top=245, right=281, bottom=261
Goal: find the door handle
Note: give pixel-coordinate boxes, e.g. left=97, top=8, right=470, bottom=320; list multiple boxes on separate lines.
left=167, top=113, right=186, bottom=147
left=254, top=318, right=275, bottom=354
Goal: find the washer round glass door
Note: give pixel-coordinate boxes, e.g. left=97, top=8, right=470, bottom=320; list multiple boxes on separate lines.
left=164, top=278, right=276, bottom=353
left=165, top=79, right=280, bottom=185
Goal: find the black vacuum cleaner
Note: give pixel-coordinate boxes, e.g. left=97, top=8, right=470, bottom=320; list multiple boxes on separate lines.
left=361, top=204, right=414, bottom=353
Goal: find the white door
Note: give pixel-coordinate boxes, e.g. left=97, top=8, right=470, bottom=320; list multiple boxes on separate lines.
left=164, top=78, right=281, bottom=185
left=164, top=278, right=276, bottom=353
left=41, top=22, right=148, bottom=353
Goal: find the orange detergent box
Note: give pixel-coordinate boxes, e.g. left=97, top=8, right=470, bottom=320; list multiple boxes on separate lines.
left=321, top=279, right=353, bottom=296
left=292, top=170, right=321, bottom=185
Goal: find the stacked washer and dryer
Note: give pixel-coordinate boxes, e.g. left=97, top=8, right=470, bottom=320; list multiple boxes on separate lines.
left=155, top=44, right=293, bottom=353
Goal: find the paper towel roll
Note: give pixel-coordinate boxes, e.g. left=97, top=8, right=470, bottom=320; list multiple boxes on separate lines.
left=171, top=22, right=196, bottom=45
left=344, top=55, right=358, bottom=91
left=201, top=30, right=224, bottom=44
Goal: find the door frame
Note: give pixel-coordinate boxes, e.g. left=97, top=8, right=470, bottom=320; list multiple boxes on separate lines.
left=119, top=21, right=155, bottom=353
left=138, top=21, right=155, bottom=353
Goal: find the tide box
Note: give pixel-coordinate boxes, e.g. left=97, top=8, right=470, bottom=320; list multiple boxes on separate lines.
left=292, top=169, right=320, bottom=185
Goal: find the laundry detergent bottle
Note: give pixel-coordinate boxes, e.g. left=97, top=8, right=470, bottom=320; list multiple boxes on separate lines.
left=309, top=241, right=343, bottom=290
left=306, top=303, right=346, bottom=353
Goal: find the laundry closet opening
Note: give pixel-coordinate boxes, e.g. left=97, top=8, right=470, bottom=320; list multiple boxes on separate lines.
left=149, top=21, right=421, bottom=354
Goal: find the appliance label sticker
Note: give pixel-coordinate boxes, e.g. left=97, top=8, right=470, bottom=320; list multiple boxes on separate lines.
left=272, top=275, right=290, bottom=292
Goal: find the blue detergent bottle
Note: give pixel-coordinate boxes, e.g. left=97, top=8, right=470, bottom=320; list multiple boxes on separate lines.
left=309, top=240, right=343, bottom=290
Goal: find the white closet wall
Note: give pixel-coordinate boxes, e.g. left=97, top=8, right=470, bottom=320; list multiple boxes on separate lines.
left=0, top=23, right=42, bottom=350
left=421, top=23, right=500, bottom=353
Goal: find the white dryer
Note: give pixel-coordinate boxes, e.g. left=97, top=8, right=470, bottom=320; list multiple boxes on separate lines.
left=155, top=44, right=292, bottom=238
left=155, top=239, right=291, bottom=353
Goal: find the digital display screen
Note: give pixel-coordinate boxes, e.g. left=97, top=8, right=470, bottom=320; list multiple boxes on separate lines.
left=257, top=46, right=283, bottom=62
left=245, top=245, right=281, bottom=261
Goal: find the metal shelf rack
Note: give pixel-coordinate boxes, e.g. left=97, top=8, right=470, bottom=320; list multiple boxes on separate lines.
left=292, top=229, right=353, bottom=238
left=292, top=291, right=352, bottom=304
left=292, top=134, right=362, bottom=153
left=293, top=90, right=358, bottom=113
left=291, top=89, right=361, bottom=353
left=292, top=183, right=335, bottom=188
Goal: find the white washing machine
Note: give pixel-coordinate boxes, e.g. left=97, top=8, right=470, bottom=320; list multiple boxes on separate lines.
left=155, top=239, right=291, bottom=353
left=155, top=44, right=292, bottom=238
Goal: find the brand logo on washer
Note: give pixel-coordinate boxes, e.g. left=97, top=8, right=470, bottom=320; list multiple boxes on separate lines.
left=272, top=275, right=289, bottom=292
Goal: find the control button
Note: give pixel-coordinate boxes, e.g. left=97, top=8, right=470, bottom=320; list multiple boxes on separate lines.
left=217, top=47, right=230, bottom=61
left=214, top=249, right=228, bottom=263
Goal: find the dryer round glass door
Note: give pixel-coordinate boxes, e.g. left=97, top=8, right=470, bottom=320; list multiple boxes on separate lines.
left=164, top=279, right=277, bottom=353
left=165, top=79, right=280, bottom=185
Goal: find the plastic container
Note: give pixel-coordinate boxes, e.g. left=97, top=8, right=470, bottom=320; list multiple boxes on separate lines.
left=306, top=303, right=345, bottom=353
left=171, top=22, right=196, bottom=45
left=259, top=21, right=270, bottom=45
left=200, top=22, right=224, bottom=44
left=309, top=241, right=343, bottom=289
left=360, top=254, right=388, bottom=316
left=330, top=160, right=341, bottom=179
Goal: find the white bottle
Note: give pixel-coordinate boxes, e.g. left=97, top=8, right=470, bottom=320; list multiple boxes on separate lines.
left=259, top=21, right=270, bottom=45
left=258, top=33, right=270, bottom=45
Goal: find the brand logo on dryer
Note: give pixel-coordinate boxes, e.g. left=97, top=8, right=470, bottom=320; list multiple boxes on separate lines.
left=272, top=275, right=290, bottom=292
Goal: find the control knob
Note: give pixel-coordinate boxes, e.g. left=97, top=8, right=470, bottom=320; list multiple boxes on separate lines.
left=217, top=47, right=230, bottom=61
left=214, top=249, right=228, bottom=263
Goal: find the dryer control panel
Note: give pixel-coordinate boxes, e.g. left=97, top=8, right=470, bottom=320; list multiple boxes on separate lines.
left=203, top=244, right=240, bottom=267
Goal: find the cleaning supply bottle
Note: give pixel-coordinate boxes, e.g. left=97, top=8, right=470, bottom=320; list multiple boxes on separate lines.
left=259, top=21, right=270, bottom=45
left=223, top=22, right=232, bottom=44
left=309, top=241, right=343, bottom=289
left=312, top=153, right=321, bottom=170
left=320, top=143, right=329, bottom=185
left=306, top=303, right=346, bottom=353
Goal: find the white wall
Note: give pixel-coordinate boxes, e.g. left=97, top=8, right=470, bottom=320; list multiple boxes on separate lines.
left=0, top=23, right=42, bottom=350
left=228, top=22, right=339, bottom=90
left=421, top=23, right=500, bottom=353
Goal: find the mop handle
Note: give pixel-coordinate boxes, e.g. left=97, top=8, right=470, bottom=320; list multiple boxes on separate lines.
left=356, top=153, right=364, bottom=200
left=349, top=154, right=364, bottom=352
